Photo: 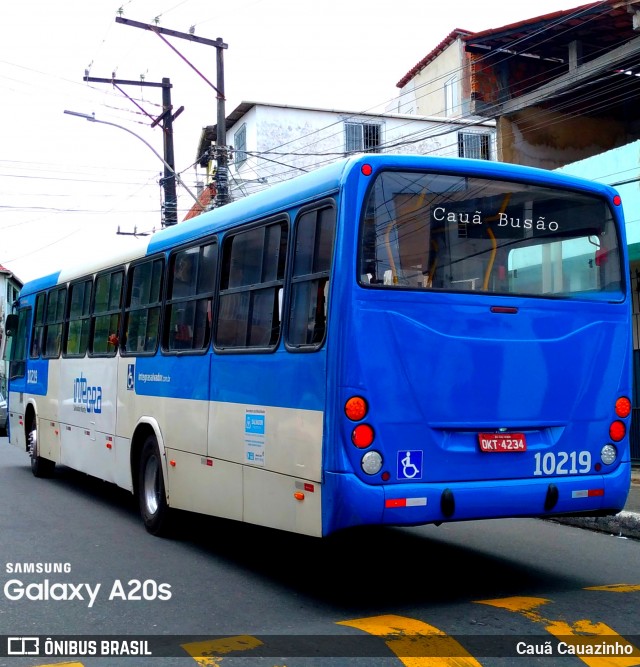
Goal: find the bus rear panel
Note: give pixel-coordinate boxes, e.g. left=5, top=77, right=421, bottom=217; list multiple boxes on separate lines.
left=322, top=160, right=631, bottom=535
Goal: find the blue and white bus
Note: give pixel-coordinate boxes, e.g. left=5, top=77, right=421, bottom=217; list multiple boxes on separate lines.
left=5, top=154, right=632, bottom=537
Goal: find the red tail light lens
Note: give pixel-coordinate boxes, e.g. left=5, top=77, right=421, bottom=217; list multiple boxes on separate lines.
left=609, top=420, right=626, bottom=442
left=345, top=396, right=368, bottom=421
left=352, top=424, right=374, bottom=448
left=615, top=397, right=631, bottom=418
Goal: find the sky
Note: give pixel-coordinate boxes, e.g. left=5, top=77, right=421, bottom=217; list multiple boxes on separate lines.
left=0, top=0, right=590, bottom=283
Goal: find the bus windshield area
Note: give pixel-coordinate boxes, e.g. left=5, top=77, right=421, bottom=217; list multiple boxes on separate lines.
left=359, top=170, right=623, bottom=300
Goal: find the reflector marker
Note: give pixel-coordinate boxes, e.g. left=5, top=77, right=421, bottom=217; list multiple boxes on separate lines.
left=295, top=481, right=315, bottom=492
left=572, top=489, right=605, bottom=498
left=385, top=497, right=427, bottom=508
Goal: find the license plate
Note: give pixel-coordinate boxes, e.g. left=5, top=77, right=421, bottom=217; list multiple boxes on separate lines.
left=478, top=433, right=527, bottom=452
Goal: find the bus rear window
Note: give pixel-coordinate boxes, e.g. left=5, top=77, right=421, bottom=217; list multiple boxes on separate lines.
left=359, top=171, right=623, bottom=300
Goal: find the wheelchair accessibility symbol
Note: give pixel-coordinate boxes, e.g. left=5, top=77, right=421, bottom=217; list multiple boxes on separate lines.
left=397, top=450, right=423, bottom=480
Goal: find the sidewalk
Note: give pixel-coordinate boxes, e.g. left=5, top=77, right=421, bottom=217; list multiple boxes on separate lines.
left=551, top=467, right=640, bottom=539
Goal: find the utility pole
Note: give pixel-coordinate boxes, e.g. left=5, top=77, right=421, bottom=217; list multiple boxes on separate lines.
left=115, top=17, right=231, bottom=207
left=83, top=75, right=183, bottom=226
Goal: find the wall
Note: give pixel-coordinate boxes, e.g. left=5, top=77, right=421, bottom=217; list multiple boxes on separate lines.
left=226, top=103, right=496, bottom=200
left=395, top=40, right=467, bottom=118
left=499, top=107, right=628, bottom=169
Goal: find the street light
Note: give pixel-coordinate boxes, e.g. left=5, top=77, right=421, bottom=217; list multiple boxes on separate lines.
left=63, top=110, right=204, bottom=219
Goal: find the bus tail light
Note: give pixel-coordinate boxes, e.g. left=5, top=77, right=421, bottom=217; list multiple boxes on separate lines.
left=352, top=424, right=374, bottom=448
left=345, top=396, right=368, bottom=421
left=615, top=396, right=631, bottom=418
left=600, top=444, right=617, bottom=465
left=609, top=420, right=625, bottom=442
left=361, top=451, right=382, bottom=475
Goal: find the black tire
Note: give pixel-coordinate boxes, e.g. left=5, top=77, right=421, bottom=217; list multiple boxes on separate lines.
left=139, top=435, right=173, bottom=536
left=28, top=420, right=55, bottom=478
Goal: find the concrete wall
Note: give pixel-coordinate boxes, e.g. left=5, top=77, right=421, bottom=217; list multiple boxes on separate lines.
left=499, top=107, right=628, bottom=169
left=395, top=40, right=467, bottom=118
left=226, top=104, right=496, bottom=199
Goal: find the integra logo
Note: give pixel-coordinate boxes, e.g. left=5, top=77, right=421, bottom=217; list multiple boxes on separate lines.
left=73, top=373, right=102, bottom=414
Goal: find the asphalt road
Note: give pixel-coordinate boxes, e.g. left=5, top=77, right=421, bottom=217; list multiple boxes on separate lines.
left=1, top=436, right=639, bottom=667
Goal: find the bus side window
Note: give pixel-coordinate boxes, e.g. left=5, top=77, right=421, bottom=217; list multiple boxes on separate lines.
left=164, top=242, right=217, bottom=353
left=9, top=307, right=31, bottom=380
left=216, top=221, right=287, bottom=351
left=124, top=258, right=163, bottom=355
left=287, top=204, right=336, bottom=349
left=91, top=270, right=123, bottom=356
left=30, top=293, right=46, bottom=358
left=65, top=279, right=92, bottom=357
left=43, top=287, right=66, bottom=359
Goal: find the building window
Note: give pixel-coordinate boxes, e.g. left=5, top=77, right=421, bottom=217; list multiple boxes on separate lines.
left=458, top=132, right=491, bottom=160
left=444, top=76, right=459, bottom=116
left=234, top=124, right=247, bottom=165
left=345, top=122, right=381, bottom=153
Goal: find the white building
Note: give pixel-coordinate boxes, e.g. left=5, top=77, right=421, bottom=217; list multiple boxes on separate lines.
left=194, top=101, right=496, bottom=203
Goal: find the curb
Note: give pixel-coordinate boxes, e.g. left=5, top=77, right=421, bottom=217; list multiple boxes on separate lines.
left=550, top=511, right=640, bottom=540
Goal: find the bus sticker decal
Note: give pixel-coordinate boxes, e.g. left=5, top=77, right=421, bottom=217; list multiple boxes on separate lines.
left=244, top=409, right=265, bottom=467
left=127, top=364, right=135, bottom=391
left=397, top=450, right=423, bottom=480
left=73, top=373, right=102, bottom=414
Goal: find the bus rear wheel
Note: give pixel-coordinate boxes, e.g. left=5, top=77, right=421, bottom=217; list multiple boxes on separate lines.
left=28, top=419, right=55, bottom=478
left=139, top=435, right=173, bottom=536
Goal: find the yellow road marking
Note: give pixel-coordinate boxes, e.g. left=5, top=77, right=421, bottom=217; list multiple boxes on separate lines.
left=585, top=584, right=640, bottom=593
left=33, top=664, right=84, bottom=667
left=180, top=635, right=263, bottom=666
left=338, top=614, right=482, bottom=667
left=478, top=596, right=640, bottom=666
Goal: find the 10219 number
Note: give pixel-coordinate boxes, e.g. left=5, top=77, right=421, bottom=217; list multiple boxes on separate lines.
left=533, top=451, right=591, bottom=476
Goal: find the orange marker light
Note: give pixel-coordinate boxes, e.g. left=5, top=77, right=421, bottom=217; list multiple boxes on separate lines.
left=345, top=396, right=368, bottom=421
left=294, top=492, right=305, bottom=501
left=615, top=396, right=631, bottom=418
left=352, top=424, right=374, bottom=448
left=169, top=460, right=176, bottom=467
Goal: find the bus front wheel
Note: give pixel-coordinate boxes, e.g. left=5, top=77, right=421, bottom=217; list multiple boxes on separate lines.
left=139, top=435, right=173, bottom=536
left=28, top=420, right=55, bottom=478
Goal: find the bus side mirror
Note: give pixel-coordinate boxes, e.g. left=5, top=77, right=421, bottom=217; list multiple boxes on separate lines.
left=5, top=314, right=18, bottom=337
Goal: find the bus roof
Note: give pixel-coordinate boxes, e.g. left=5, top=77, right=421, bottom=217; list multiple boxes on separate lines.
left=18, top=154, right=620, bottom=297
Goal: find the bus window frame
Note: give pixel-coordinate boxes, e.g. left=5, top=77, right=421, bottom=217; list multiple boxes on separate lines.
left=356, top=169, right=626, bottom=302
left=89, top=266, right=125, bottom=358
left=284, top=198, right=337, bottom=353
left=42, top=286, right=67, bottom=360
left=63, top=277, right=93, bottom=359
left=29, top=292, right=46, bottom=359
left=162, top=238, right=218, bottom=356
left=214, top=214, right=290, bottom=355
left=122, top=255, right=165, bottom=357
left=9, top=306, right=31, bottom=380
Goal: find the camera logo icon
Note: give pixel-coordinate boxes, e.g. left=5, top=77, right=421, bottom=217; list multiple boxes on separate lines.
left=7, top=637, right=39, bottom=656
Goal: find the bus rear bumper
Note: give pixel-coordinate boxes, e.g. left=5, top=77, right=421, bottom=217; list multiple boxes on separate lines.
left=323, top=463, right=631, bottom=535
